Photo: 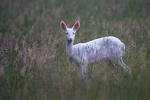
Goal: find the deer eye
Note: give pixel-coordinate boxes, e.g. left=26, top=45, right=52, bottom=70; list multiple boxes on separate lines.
left=65, top=32, right=68, bottom=35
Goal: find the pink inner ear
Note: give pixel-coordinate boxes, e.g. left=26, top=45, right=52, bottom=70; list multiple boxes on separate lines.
left=74, top=21, right=80, bottom=30
left=61, top=22, right=66, bottom=30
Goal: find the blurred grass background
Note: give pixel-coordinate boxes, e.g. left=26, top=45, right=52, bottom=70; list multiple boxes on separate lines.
left=0, top=0, right=150, bottom=100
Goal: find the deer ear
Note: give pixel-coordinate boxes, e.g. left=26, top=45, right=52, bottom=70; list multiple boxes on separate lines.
left=73, top=21, right=80, bottom=31
left=60, top=21, right=67, bottom=31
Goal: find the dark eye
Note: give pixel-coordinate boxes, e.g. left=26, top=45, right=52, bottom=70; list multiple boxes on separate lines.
left=73, top=32, right=75, bottom=34
left=65, top=32, right=68, bottom=35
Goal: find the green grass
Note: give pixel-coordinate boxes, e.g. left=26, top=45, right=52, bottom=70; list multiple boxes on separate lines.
left=0, top=0, right=150, bottom=100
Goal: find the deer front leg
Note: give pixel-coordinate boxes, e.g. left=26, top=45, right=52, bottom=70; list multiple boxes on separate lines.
left=81, top=64, right=88, bottom=76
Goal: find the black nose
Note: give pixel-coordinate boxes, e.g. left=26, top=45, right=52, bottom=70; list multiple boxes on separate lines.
left=68, top=38, right=72, bottom=42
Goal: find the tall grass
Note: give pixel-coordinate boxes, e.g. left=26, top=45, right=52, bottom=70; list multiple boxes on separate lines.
left=0, top=0, right=150, bottom=100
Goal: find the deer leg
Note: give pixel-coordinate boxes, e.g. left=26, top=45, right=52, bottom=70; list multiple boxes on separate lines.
left=81, top=64, right=88, bottom=76
left=118, top=57, right=131, bottom=73
left=109, top=60, right=116, bottom=69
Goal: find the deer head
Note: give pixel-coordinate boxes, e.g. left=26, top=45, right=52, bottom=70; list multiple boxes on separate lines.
left=60, top=21, right=80, bottom=44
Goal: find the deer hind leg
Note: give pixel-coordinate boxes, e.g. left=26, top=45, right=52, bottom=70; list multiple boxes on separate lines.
left=108, top=60, right=116, bottom=69
left=117, top=57, right=131, bottom=73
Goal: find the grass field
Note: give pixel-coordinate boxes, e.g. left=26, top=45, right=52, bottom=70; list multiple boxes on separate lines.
left=0, top=0, right=150, bottom=100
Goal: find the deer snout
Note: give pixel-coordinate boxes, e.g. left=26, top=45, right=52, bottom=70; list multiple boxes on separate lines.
left=68, top=38, right=72, bottom=43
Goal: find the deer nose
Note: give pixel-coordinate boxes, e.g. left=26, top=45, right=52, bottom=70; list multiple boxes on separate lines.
left=68, top=38, right=72, bottom=42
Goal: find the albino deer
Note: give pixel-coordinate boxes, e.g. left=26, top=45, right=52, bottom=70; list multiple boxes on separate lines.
left=60, top=20, right=130, bottom=76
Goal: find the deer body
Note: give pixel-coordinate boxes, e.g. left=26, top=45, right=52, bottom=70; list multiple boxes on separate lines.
left=60, top=21, right=130, bottom=76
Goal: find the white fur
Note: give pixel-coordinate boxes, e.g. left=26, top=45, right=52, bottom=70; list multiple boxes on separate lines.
left=60, top=21, right=130, bottom=76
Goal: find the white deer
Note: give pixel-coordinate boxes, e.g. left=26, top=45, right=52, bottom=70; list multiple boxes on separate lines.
left=60, top=20, right=130, bottom=76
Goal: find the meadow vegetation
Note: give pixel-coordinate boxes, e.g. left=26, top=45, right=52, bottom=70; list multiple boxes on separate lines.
left=0, top=0, right=150, bottom=100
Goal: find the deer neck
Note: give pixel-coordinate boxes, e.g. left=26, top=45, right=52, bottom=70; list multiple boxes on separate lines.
left=66, top=41, right=74, bottom=56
